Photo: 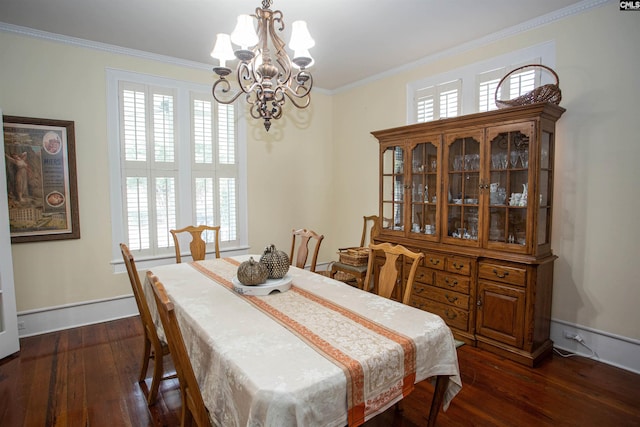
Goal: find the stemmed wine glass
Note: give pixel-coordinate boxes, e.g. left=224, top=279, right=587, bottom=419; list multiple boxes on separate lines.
left=510, top=151, right=519, bottom=168
left=519, top=150, right=529, bottom=168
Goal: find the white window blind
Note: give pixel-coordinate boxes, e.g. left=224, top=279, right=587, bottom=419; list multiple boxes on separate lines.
left=120, top=82, right=179, bottom=253
left=114, top=77, right=241, bottom=259
left=415, top=79, right=461, bottom=123
left=477, top=68, right=505, bottom=112
left=508, top=68, right=537, bottom=99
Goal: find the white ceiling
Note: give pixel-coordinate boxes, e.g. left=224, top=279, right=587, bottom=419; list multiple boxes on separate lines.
left=0, top=0, right=587, bottom=91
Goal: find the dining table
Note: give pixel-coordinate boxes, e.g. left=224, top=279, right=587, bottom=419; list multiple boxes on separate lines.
left=144, top=255, right=462, bottom=427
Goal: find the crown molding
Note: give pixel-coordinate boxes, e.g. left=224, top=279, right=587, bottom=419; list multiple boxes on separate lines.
left=330, top=0, right=610, bottom=94
left=0, top=0, right=610, bottom=95
left=0, top=21, right=212, bottom=72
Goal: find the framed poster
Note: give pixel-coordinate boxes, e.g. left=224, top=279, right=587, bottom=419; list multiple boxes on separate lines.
left=2, top=116, right=80, bottom=242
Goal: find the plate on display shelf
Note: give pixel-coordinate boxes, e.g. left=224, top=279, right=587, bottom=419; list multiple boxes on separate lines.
left=232, top=275, right=293, bottom=296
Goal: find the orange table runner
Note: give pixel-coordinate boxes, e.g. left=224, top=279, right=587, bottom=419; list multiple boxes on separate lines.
left=191, top=258, right=417, bottom=426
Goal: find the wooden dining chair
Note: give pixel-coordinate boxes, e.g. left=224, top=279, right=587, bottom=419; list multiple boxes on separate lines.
left=170, top=225, right=220, bottom=263
left=328, top=215, right=379, bottom=289
left=290, top=228, right=324, bottom=272
left=363, top=242, right=424, bottom=305
left=120, top=243, right=174, bottom=405
left=148, top=272, right=212, bottom=427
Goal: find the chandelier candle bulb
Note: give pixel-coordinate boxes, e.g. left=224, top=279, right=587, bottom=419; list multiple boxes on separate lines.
left=289, top=21, right=315, bottom=50
left=231, top=15, right=259, bottom=50
left=211, top=34, right=235, bottom=69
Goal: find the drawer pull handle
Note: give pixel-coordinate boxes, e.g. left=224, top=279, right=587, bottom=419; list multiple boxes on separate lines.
left=493, top=268, right=509, bottom=279
left=453, top=262, right=464, bottom=270
left=415, top=287, right=424, bottom=294
left=445, top=310, right=457, bottom=320
left=429, top=258, right=440, bottom=266
left=445, top=294, right=458, bottom=303
left=444, top=278, right=458, bottom=287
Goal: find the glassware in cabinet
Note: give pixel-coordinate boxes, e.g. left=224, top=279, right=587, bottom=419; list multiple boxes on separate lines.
left=409, top=140, right=439, bottom=237
left=381, top=145, right=405, bottom=232
left=443, top=133, right=481, bottom=245
left=486, top=126, right=533, bottom=250
left=537, top=130, right=553, bottom=246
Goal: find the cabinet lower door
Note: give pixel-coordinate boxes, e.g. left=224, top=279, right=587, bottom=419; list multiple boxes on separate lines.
left=476, top=280, right=525, bottom=348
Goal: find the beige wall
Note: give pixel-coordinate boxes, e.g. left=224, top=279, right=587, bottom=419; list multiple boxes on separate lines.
left=0, top=31, right=334, bottom=311
left=331, top=5, right=640, bottom=340
left=1, top=3, right=639, bottom=341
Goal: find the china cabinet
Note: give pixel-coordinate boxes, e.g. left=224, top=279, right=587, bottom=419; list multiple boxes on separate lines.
left=372, top=103, right=565, bottom=366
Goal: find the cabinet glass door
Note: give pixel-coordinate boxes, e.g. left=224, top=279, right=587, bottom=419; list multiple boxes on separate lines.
left=486, top=125, right=532, bottom=250
left=410, top=140, right=439, bottom=238
left=537, top=130, right=553, bottom=246
left=444, top=134, right=481, bottom=246
left=381, top=146, right=405, bottom=232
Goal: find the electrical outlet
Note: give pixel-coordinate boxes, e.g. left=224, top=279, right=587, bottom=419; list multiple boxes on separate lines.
left=17, top=321, right=25, bottom=331
left=563, top=330, right=584, bottom=343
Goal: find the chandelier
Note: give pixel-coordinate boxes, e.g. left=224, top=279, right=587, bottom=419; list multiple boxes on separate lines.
left=210, top=0, right=315, bottom=131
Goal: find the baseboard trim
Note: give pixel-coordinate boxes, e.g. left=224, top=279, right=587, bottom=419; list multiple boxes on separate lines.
left=550, top=319, right=640, bottom=374
left=17, top=295, right=640, bottom=374
left=17, top=295, right=138, bottom=338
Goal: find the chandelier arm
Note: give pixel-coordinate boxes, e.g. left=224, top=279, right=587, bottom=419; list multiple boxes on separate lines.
left=212, top=78, right=245, bottom=104
left=271, top=10, right=284, bottom=32
left=282, top=89, right=311, bottom=109
left=287, top=72, right=313, bottom=96
left=237, top=61, right=258, bottom=94
left=267, top=10, right=293, bottom=86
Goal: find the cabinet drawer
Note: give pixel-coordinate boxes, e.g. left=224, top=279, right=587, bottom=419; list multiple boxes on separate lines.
left=410, top=296, right=469, bottom=331
left=479, top=263, right=526, bottom=287
left=423, top=253, right=446, bottom=270
left=445, top=256, right=472, bottom=276
left=413, top=266, right=434, bottom=285
left=434, top=271, right=470, bottom=294
left=412, top=284, right=469, bottom=309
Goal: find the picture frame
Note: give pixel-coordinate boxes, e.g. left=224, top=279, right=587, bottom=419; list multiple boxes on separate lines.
left=2, top=115, right=80, bottom=242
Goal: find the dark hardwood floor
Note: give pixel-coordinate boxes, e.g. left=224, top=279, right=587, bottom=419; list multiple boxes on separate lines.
left=1, top=316, right=638, bottom=427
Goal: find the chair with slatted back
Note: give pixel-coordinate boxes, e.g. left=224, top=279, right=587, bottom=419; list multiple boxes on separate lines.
left=363, top=242, right=424, bottom=305
left=148, top=272, right=212, bottom=427
left=170, top=225, right=220, bottom=263
left=328, top=215, right=379, bottom=289
left=290, top=228, right=324, bottom=272
left=120, top=243, right=174, bottom=405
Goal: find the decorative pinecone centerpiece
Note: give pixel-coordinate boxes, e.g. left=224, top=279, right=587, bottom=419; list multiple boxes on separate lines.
left=236, top=257, right=269, bottom=286
left=259, top=244, right=290, bottom=279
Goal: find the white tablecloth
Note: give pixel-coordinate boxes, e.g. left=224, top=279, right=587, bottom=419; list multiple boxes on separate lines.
left=145, top=255, right=461, bottom=427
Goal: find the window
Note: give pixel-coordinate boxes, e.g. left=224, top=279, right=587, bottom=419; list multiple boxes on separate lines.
left=107, top=70, right=247, bottom=265
left=407, top=42, right=555, bottom=123
left=477, top=63, right=540, bottom=113
left=415, top=80, right=462, bottom=123
left=477, top=68, right=505, bottom=112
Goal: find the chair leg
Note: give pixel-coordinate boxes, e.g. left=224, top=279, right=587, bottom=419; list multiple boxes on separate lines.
left=139, top=335, right=152, bottom=383
left=182, top=393, right=194, bottom=427
left=147, top=342, right=164, bottom=405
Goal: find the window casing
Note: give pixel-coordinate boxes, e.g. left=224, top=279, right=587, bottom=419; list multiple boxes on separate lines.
left=408, top=42, right=555, bottom=123
left=107, top=70, right=247, bottom=266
